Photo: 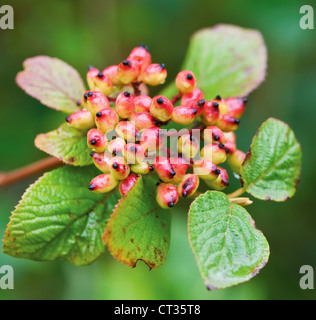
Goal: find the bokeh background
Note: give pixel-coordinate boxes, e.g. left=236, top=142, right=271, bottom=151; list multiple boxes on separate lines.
left=0, top=0, right=315, bottom=300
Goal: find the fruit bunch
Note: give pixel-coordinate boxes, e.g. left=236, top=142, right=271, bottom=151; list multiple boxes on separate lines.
left=66, top=44, right=247, bottom=209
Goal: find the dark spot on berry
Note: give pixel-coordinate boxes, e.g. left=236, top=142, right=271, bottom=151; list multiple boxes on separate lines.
left=169, top=169, right=176, bottom=177
left=214, top=135, right=219, bottom=141
left=88, top=184, right=95, bottom=190
left=213, top=102, right=219, bottom=108
left=97, top=72, right=103, bottom=78
left=96, top=112, right=102, bottom=117
left=183, top=182, right=189, bottom=189
left=112, top=163, right=118, bottom=169
left=76, top=100, right=81, bottom=106
left=90, top=139, right=96, bottom=145
left=219, top=143, right=225, bottom=149
left=215, top=95, right=221, bottom=100
left=186, top=74, right=193, bottom=80
left=182, top=191, right=188, bottom=198
left=234, top=119, right=240, bottom=124
left=168, top=202, right=174, bottom=208
left=135, top=132, right=141, bottom=140
left=88, top=91, right=93, bottom=97
left=123, top=60, right=131, bottom=66
left=189, top=135, right=194, bottom=141
left=157, top=98, right=164, bottom=104
left=83, top=93, right=88, bottom=100
left=215, top=168, right=221, bottom=175
left=225, top=147, right=230, bottom=154
left=112, top=150, right=117, bottom=156
left=130, top=146, right=136, bottom=152
left=89, top=152, right=94, bottom=157
left=124, top=91, right=131, bottom=97
left=65, top=116, right=70, bottom=123
left=197, top=99, right=205, bottom=106
left=192, top=108, right=197, bottom=115
left=149, top=166, right=154, bottom=172
left=160, top=63, right=166, bottom=69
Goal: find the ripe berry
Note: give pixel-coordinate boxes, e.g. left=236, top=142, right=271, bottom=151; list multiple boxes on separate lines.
left=203, top=126, right=225, bottom=144
left=87, top=129, right=108, bottom=153
left=88, top=173, right=118, bottom=193
left=169, top=157, right=189, bottom=183
left=127, top=45, right=152, bottom=73
left=156, top=183, right=179, bottom=209
left=223, top=131, right=236, bottom=144
left=200, top=143, right=227, bottom=165
left=175, top=70, right=196, bottom=94
left=83, top=91, right=110, bottom=116
left=90, top=151, right=112, bottom=173
left=95, top=107, right=119, bottom=133
left=66, top=109, right=94, bottom=129
left=134, top=95, right=152, bottom=113
left=123, top=143, right=146, bottom=164
left=129, top=112, right=157, bottom=130
left=227, top=149, right=246, bottom=173
left=115, top=91, right=135, bottom=118
left=130, top=162, right=154, bottom=175
left=102, top=65, right=120, bottom=86
left=224, top=140, right=236, bottom=156
left=86, top=66, right=100, bottom=90
left=177, top=174, right=199, bottom=198
left=225, top=97, right=247, bottom=119
left=117, top=59, right=141, bottom=84
left=115, top=120, right=139, bottom=142
left=149, top=95, right=173, bottom=122
left=154, top=156, right=176, bottom=183
left=171, top=105, right=197, bottom=125
left=217, top=114, right=240, bottom=132
left=107, top=137, right=126, bottom=156
left=139, top=127, right=164, bottom=153
left=193, top=159, right=220, bottom=181
left=205, top=167, right=229, bottom=190
left=201, top=100, right=220, bottom=125
left=119, top=173, right=139, bottom=196
left=109, top=156, right=130, bottom=180
left=181, top=88, right=204, bottom=108
left=177, top=134, right=199, bottom=158
left=141, top=63, right=167, bottom=86
left=193, top=99, right=206, bottom=116
left=93, top=72, right=113, bottom=96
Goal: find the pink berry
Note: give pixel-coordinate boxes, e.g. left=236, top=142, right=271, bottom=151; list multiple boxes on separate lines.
left=171, top=105, right=197, bottom=125
left=201, top=100, right=220, bottom=125
left=227, top=149, right=246, bottom=173
left=123, top=143, right=146, bottom=164
left=175, top=70, right=196, bottom=94
left=95, top=107, right=119, bottom=133
left=107, top=137, right=126, bottom=156
left=140, top=127, right=164, bottom=153
left=127, top=44, right=152, bottom=73
left=217, top=114, right=240, bottom=132
left=203, top=126, right=225, bottom=144
left=181, top=88, right=204, bottom=107
left=205, top=167, right=229, bottom=190
left=90, top=151, right=112, bottom=173
left=93, top=71, right=113, bottom=96
left=200, top=143, right=227, bottom=165
left=156, top=183, right=179, bottom=209
left=141, top=63, right=167, bottom=86
left=149, top=95, right=173, bottom=122
left=109, top=156, right=130, bottom=180
left=225, top=97, right=247, bottom=119
left=177, top=174, right=199, bottom=198
left=87, top=129, right=108, bottom=153
left=115, top=120, right=139, bottom=142
left=129, top=112, right=157, bottom=130
left=177, top=134, right=199, bottom=158
left=134, top=95, right=152, bottom=113
left=88, top=173, right=118, bottom=193
left=117, top=59, right=141, bottom=84
left=115, top=91, right=135, bottom=119
left=119, top=173, right=139, bottom=196
left=66, top=110, right=94, bottom=129
left=83, top=91, right=110, bottom=116
left=193, top=159, right=221, bottom=181
left=102, top=65, right=120, bottom=86
left=86, top=66, right=99, bottom=90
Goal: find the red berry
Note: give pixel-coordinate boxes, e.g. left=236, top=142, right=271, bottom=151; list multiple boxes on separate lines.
left=205, top=167, right=229, bottom=190
left=90, top=151, right=112, bottom=173
left=102, top=65, right=120, bottom=86
left=87, top=129, right=108, bottom=152
left=156, top=183, right=179, bottom=209
left=193, top=159, right=221, bottom=181
left=175, top=70, right=196, bottom=94
left=171, top=105, right=197, bottom=125
left=178, top=134, right=199, bottom=158
left=201, top=100, right=220, bottom=125
left=117, top=59, right=141, bottom=84
left=139, top=127, right=164, bottom=153
left=83, top=91, right=110, bottom=116
left=86, top=66, right=99, bottom=90
left=123, top=143, right=146, bottom=164
left=88, top=173, right=118, bottom=193
left=223, top=131, right=236, bottom=144
left=107, top=137, right=126, bottom=156
left=154, top=156, right=176, bottom=183
left=168, top=157, right=189, bottom=183
left=181, top=88, right=204, bottom=107
left=95, top=107, right=119, bottom=133
left=141, top=63, right=167, bottom=86
left=213, top=95, right=228, bottom=115
left=149, top=95, right=173, bottom=122
left=93, top=72, right=113, bottom=96
left=225, top=97, right=247, bottom=119
left=127, top=45, right=152, bottom=73
left=129, top=112, right=157, bottom=130
left=203, top=126, right=225, bottom=144
left=109, top=156, right=130, bottom=180
left=134, top=95, right=152, bottom=113
left=115, top=91, right=135, bottom=118
left=115, top=120, right=139, bottom=142
left=200, top=143, right=227, bottom=165
left=66, top=110, right=94, bottom=129
left=178, top=174, right=199, bottom=198
left=119, top=173, right=139, bottom=196
left=224, top=140, right=236, bottom=156
left=217, top=114, right=240, bottom=132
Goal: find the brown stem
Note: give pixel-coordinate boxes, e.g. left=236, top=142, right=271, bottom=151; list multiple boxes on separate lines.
left=171, top=92, right=182, bottom=105
left=0, top=157, right=63, bottom=187
left=132, top=82, right=142, bottom=96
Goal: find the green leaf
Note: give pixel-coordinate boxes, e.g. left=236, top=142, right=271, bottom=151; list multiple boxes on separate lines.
left=3, top=166, right=120, bottom=266
left=162, top=24, right=267, bottom=99
left=188, top=191, right=269, bottom=290
left=35, top=123, right=92, bottom=166
left=240, top=118, right=302, bottom=201
left=103, top=176, right=171, bottom=269
left=16, top=56, right=85, bottom=113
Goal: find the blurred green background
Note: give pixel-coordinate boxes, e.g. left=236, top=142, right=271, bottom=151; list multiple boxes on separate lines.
left=0, top=0, right=315, bottom=300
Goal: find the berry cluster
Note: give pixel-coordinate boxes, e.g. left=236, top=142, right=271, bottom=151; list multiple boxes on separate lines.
left=66, top=45, right=247, bottom=209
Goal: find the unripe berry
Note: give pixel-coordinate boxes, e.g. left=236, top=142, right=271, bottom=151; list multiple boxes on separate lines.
left=217, top=114, right=240, bottom=132
left=83, top=91, right=110, bottom=116
left=223, top=131, right=236, bottom=144
left=102, top=65, right=120, bottom=86
left=225, top=97, right=247, bottom=119
left=93, top=72, right=113, bottom=96
left=200, top=143, right=227, bottom=165
left=139, top=127, right=164, bottom=153
left=115, top=91, right=135, bottom=118
left=169, top=157, right=189, bottom=183
left=115, top=120, right=139, bottom=142
left=177, top=174, right=199, bottom=198
left=109, top=156, right=130, bottom=180
left=201, top=100, right=220, bottom=125
left=130, top=162, right=154, bottom=175
left=119, top=173, right=139, bottom=196
left=213, top=95, right=228, bottom=115
left=90, top=151, right=112, bottom=173
left=107, top=137, right=126, bottom=156
left=134, top=95, right=152, bottom=113
left=178, top=134, right=199, bottom=158
left=127, top=44, right=152, bottom=73
left=149, top=95, right=173, bottom=122
left=88, top=173, right=118, bottom=193
left=156, top=183, right=179, bottom=209
left=181, top=88, right=204, bottom=107
left=117, top=59, right=141, bottom=84
left=205, top=167, right=229, bottom=190
left=87, top=129, right=108, bottom=152
left=193, top=159, right=220, bottom=181
left=129, top=112, right=157, bottom=130
left=227, top=149, right=246, bottom=173
left=86, top=66, right=99, bottom=90
left=95, top=107, right=119, bottom=133
left=141, top=63, right=167, bottom=86
left=203, top=126, right=225, bottom=144
left=66, top=109, right=94, bottom=129
left=123, top=143, right=146, bottom=164
left=171, top=105, right=197, bottom=125
left=224, top=140, right=236, bottom=156
left=175, top=70, right=196, bottom=94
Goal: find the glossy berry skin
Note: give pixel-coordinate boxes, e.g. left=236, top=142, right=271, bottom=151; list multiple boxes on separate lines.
left=213, top=95, right=228, bottom=115
left=141, top=63, right=167, bottom=86
left=95, top=107, right=119, bottom=133
left=119, top=173, right=139, bottom=196
left=169, top=157, right=189, bottom=183
left=117, top=59, right=141, bottom=84
left=178, top=134, right=199, bottom=158
left=131, top=162, right=154, bottom=175
left=227, top=149, right=246, bottom=173
left=217, top=114, right=240, bottom=132
left=88, top=173, right=118, bottom=193
left=83, top=91, right=110, bottom=116
left=129, top=112, right=157, bottom=130
left=115, top=91, right=135, bottom=119
left=139, top=127, right=164, bottom=152
left=66, top=109, right=94, bottom=129
left=107, top=137, right=126, bottom=156
left=149, top=95, right=174, bottom=122
left=93, top=72, right=113, bottom=96
left=102, top=65, right=120, bottom=86
left=156, top=183, right=179, bottom=209
left=134, top=95, right=152, bottom=113
left=201, top=100, right=220, bottom=126
left=193, top=159, right=220, bottom=181
left=225, top=97, right=247, bottom=119
left=175, top=70, right=196, bottom=94
left=87, top=129, right=108, bottom=153
left=90, top=151, right=112, bottom=173
left=115, top=120, right=139, bottom=142
left=123, top=143, right=146, bottom=164
left=109, top=156, right=130, bottom=180
left=177, top=174, right=199, bottom=198
left=154, top=156, right=176, bottom=183
left=200, top=143, right=227, bottom=165
left=181, top=88, right=204, bottom=108
left=224, top=140, right=236, bottom=156
left=171, top=105, right=197, bottom=125
left=86, top=66, right=99, bottom=90
left=127, top=45, right=152, bottom=73
left=203, top=126, right=225, bottom=144
left=205, top=167, right=229, bottom=191
left=193, top=99, right=206, bottom=117
left=223, top=131, right=236, bottom=144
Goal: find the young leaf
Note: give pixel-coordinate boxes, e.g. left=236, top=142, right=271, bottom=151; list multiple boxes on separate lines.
left=188, top=191, right=269, bottom=290
left=162, top=24, right=267, bottom=99
left=16, top=56, right=85, bottom=113
left=35, top=123, right=92, bottom=166
left=3, top=166, right=120, bottom=266
left=103, top=176, right=171, bottom=270
left=240, top=118, right=302, bottom=201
